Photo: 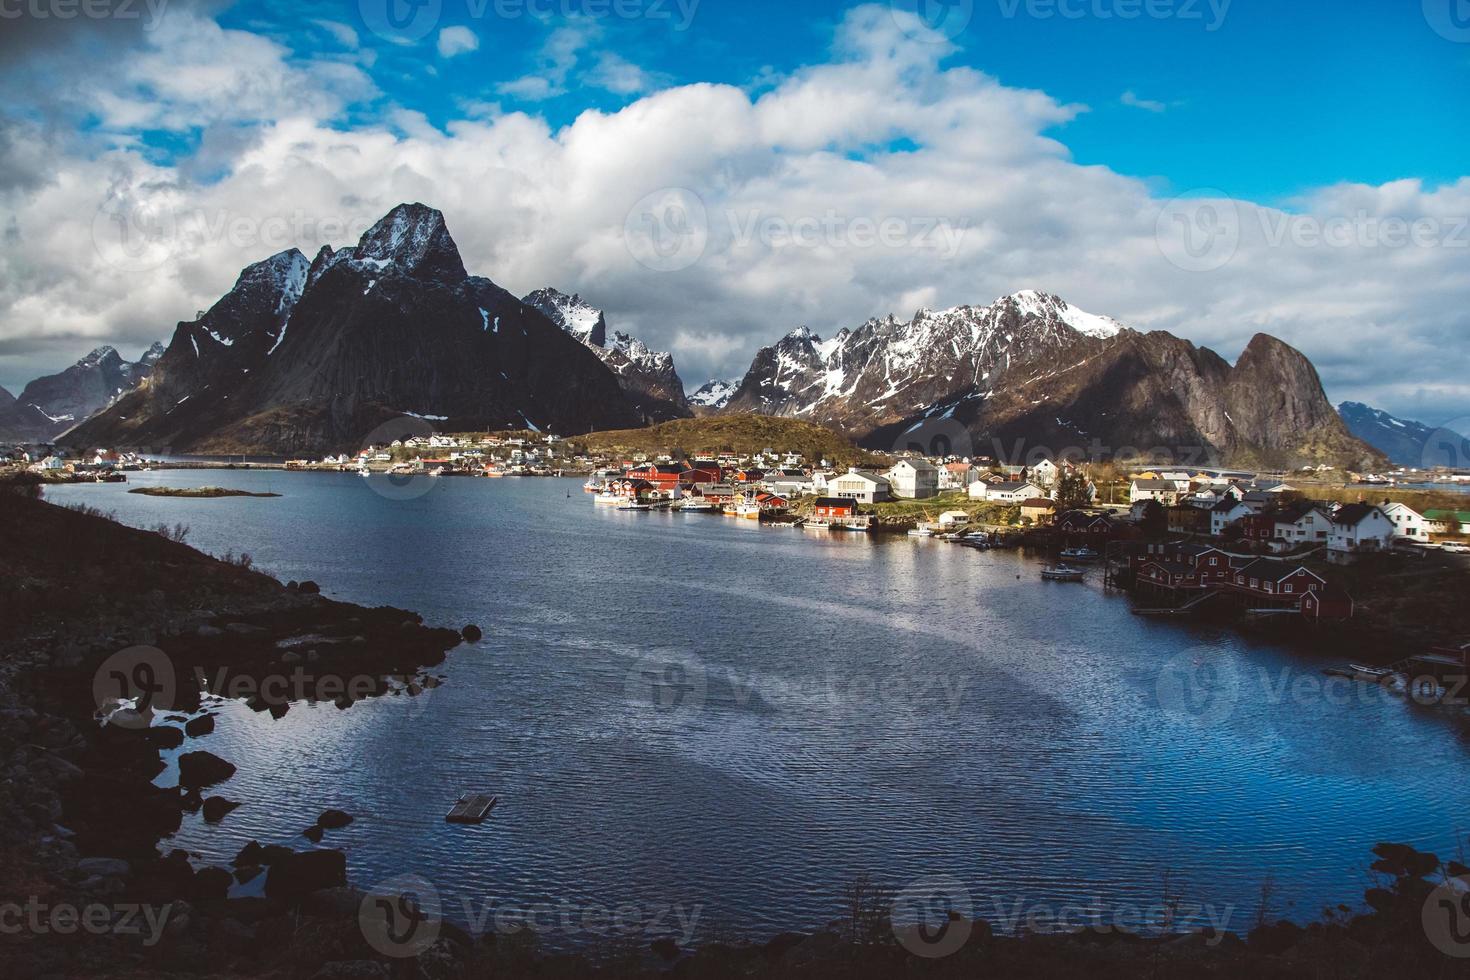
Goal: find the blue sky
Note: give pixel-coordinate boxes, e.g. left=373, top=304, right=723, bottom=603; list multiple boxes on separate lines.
left=3, top=0, right=1469, bottom=428
left=199, top=0, right=1470, bottom=204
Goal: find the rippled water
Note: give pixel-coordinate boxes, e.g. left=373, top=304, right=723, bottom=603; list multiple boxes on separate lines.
left=48, top=471, right=1470, bottom=940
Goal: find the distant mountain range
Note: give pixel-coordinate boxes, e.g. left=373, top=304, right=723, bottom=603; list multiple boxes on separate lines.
left=1337, top=402, right=1468, bottom=468
left=2, top=202, right=1395, bottom=469
left=716, top=289, right=1381, bottom=469
left=0, top=343, right=163, bottom=442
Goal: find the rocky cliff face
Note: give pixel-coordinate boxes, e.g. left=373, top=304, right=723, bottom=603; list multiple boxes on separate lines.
left=1, top=345, right=162, bottom=442
left=522, top=287, right=690, bottom=422
left=68, top=204, right=640, bottom=454
left=722, top=290, right=1381, bottom=469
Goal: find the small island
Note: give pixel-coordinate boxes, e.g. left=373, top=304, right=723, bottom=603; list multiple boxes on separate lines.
left=128, top=485, right=281, bottom=498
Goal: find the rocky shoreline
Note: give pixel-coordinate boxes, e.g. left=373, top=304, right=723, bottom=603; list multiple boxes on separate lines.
left=2, top=484, right=1467, bottom=977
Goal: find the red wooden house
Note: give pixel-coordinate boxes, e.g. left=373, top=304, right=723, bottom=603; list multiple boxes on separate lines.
left=626, top=463, right=683, bottom=494
left=813, top=497, right=858, bottom=519
left=680, top=461, right=723, bottom=486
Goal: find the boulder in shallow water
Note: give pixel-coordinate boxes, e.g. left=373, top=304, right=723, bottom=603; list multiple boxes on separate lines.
left=184, top=714, right=215, bottom=737
left=461, top=624, right=482, bottom=642
left=178, top=751, right=236, bottom=789
left=263, top=849, right=346, bottom=899
left=317, top=809, right=353, bottom=830
left=202, top=797, right=240, bottom=824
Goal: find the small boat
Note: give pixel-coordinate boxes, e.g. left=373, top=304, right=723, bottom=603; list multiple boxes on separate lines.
left=841, top=519, right=873, bottom=532
left=1041, top=565, right=1086, bottom=582
left=1060, top=548, right=1100, bottom=561
left=736, top=501, right=762, bottom=520
left=445, top=794, right=498, bottom=824
left=358, top=468, right=371, bottom=477
left=594, top=491, right=622, bottom=504
left=1347, top=663, right=1393, bottom=680
left=680, top=499, right=715, bottom=512
left=907, top=527, right=934, bottom=538
left=801, top=517, right=833, bottom=529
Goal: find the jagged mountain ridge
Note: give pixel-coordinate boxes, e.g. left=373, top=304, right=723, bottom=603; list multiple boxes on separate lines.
left=0, top=344, right=163, bottom=442
left=723, top=290, right=1380, bottom=469
left=67, top=204, right=641, bottom=454
left=522, top=287, right=690, bottom=422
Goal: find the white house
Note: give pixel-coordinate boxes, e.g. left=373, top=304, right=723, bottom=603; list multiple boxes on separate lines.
left=982, top=480, right=1044, bottom=503
left=829, top=469, right=892, bottom=504
left=1130, top=479, right=1181, bottom=506
left=885, top=458, right=939, bottom=499
left=1211, top=500, right=1253, bottom=537
left=1327, top=503, right=1396, bottom=561
left=764, top=472, right=815, bottom=497
left=1028, top=459, right=1059, bottom=488
left=1381, top=501, right=1432, bottom=541
left=1272, top=503, right=1333, bottom=544
left=939, top=462, right=981, bottom=491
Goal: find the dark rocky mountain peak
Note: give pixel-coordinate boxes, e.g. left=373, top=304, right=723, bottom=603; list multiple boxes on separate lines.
left=68, top=205, right=639, bottom=453
left=353, top=203, right=466, bottom=282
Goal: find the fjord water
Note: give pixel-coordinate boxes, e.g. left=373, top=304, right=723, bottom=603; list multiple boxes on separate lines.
left=49, top=472, right=1470, bottom=938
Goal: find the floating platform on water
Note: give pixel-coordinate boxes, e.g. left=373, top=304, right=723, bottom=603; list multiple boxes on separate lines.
left=446, top=794, right=498, bottom=824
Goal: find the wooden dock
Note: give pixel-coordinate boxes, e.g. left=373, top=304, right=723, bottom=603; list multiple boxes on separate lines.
left=445, top=794, right=498, bottom=824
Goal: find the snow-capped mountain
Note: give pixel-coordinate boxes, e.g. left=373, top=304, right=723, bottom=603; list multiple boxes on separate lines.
left=2, top=344, right=164, bottom=442
left=522, top=288, right=606, bottom=347
left=1338, top=402, right=1466, bottom=468
left=725, top=290, right=1113, bottom=424
left=522, top=287, right=689, bottom=422
left=689, top=379, right=737, bottom=411
left=722, top=289, right=1379, bottom=469
left=69, top=204, right=640, bottom=453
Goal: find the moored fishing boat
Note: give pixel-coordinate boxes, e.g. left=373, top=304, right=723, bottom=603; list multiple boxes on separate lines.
left=1041, top=565, right=1086, bottom=582
left=1060, top=547, right=1100, bottom=561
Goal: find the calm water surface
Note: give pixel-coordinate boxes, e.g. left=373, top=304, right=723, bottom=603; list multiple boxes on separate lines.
left=48, top=471, right=1470, bottom=939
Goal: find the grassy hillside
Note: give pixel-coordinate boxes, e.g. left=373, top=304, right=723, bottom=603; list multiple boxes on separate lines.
left=577, top=414, right=881, bottom=468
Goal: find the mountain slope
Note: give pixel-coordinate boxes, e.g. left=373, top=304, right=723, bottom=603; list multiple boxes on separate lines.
left=1338, top=401, right=1466, bottom=468
left=724, top=290, right=1380, bottom=469
left=522, top=287, right=690, bottom=422
left=68, top=204, right=640, bottom=454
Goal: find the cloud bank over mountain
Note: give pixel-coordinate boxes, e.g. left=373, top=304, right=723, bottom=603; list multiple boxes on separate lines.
left=1, top=4, right=1466, bottom=430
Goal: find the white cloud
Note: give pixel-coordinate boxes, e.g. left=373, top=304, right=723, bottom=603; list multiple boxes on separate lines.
left=313, top=20, right=360, bottom=50
left=1121, top=90, right=1167, bottom=113
left=0, top=4, right=1466, bottom=426
left=437, top=26, right=480, bottom=59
